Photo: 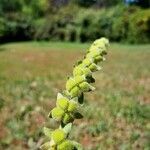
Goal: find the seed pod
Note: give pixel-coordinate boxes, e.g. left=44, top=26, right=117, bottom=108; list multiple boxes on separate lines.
left=91, top=38, right=109, bottom=48
left=82, top=58, right=101, bottom=71
left=50, top=107, right=65, bottom=121
left=66, top=78, right=76, bottom=92
left=73, top=66, right=92, bottom=77
left=51, top=129, right=66, bottom=144
left=68, top=100, right=78, bottom=113
left=82, top=58, right=93, bottom=67
left=56, top=97, right=69, bottom=111
left=63, top=113, right=74, bottom=124
left=89, top=63, right=101, bottom=72
left=69, top=86, right=80, bottom=97
left=74, top=75, right=86, bottom=85
left=79, top=82, right=95, bottom=92
left=86, top=49, right=100, bottom=58
left=57, top=140, right=75, bottom=150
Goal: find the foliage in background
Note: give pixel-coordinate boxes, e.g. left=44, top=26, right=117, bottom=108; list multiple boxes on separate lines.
left=0, top=0, right=150, bottom=44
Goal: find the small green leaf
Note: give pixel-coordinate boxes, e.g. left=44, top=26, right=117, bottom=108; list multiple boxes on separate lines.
left=63, top=113, right=74, bottom=124
left=57, top=140, right=75, bottom=150
left=72, top=141, right=83, bottom=150
left=51, top=129, right=66, bottom=144
left=63, top=123, right=72, bottom=135
left=40, top=142, right=51, bottom=150
left=43, top=127, right=53, bottom=138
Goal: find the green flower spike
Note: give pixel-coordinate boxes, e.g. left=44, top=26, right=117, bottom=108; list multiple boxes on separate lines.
left=41, top=38, right=109, bottom=150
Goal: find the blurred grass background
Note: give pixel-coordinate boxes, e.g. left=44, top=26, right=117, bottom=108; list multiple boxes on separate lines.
left=0, top=42, right=150, bottom=149
left=0, top=0, right=150, bottom=150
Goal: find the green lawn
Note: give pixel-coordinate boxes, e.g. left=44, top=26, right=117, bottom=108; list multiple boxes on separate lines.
left=0, top=41, right=150, bottom=150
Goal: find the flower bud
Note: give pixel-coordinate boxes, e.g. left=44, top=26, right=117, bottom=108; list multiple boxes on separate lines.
left=92, top=38, right=109, bottom=48
left=66, top=78, right=76, bottom=92
left=51, top=107, right=65, bottom=121
left=57, top=140, right=75, bottom=150
left=74, top=75, right=86, bottom=85
left=73, top=66, right=92, bottom=77
left=89, top=63, right=101, bottom=72
left=82, top=58, right=93, bottom=66
left=86, top=49, right=100, bottom=58
left=63, top=113, right=74, bottom=124
left=51, top=129, right=66, bottom=144
left=56, top=97, right=69, bottom=111
left=68, top=100, right=78, bottom=112
left=79, top=82, right=95, bottom=92
left=69, top=86, right=81, bottom=97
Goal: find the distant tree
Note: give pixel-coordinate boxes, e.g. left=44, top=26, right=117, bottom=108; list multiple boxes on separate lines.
left=0, top=0, right=22, bottom=14
left=49, top=0, right=69, bottom=7
left=125, top=0, right=150, bottom=8
left=137, top=0, right=150, bottom=8
left=75, top=0, right=122, bottom=7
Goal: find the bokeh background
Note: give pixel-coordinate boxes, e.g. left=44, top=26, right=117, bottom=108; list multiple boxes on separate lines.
left=0, top=0, right=150, bottom=150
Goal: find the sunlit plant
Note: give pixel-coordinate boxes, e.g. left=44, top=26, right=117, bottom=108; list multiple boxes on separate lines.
left=41, top=38, right=109, bottom=150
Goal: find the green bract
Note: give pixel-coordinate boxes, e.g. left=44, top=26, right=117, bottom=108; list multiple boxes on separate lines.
left=56, top=97, right=69, bottom=110
left=51, top=129, right=66, bottom=144
left=41, top=38, right=109, bottom=150
left=88, top=63, right=101, bottom=72
left=57, top=140, right=75, bottom=150
left=63, top=113, right=74, bottom=124
left=66, top=75, right=95, bottom=97
left=68, top=100, right=78, bottom=112
left=69, top=86, right=81, bottom=97
left=51, top=107, right=65, bottom=121
left=50, top=93, right=80, bottom=124
left=79, top=82, right=95, bottom=92
left=73, top=65, right=92, bottom=77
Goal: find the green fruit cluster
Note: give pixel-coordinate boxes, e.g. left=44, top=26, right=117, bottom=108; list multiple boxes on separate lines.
left=41, top=125, right=76, bottom=150
left=41, top=37, right=109, bottom=150
left=49, top=93, right=79, bottom=125
left=66, top=75, right=95, bottom=97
